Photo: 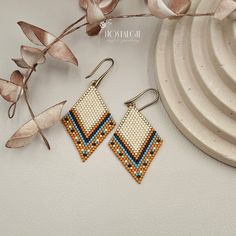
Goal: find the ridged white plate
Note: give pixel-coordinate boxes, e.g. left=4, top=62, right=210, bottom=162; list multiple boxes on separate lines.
left=155, top=0, right=236, bottom=166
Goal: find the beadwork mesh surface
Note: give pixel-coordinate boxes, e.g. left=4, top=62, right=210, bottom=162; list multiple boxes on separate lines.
left=109, top=106, right=163, bottom=184
left=62, top=85, right=116, bottom=162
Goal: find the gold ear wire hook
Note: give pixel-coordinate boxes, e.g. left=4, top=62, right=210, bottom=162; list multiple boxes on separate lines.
left=124, top=88, right=160, bottom=112
left=85, top=58, right=114, bottom=88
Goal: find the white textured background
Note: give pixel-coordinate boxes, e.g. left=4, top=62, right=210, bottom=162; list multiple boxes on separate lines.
left=0, top=0, right=236, bottom=235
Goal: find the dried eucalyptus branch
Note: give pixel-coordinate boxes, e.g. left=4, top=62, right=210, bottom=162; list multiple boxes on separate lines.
left=0, top=0, right=229, bottom=149
left=7, top=19, right=88, bottom=148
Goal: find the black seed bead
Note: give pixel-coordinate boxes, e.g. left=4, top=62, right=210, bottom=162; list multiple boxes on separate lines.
left=119, top=153, right=123, bottom=157
left=127, top=164, right=132, bottom=168
left=92, top=142, right=96, bottom=146
left=150, top=150, right=154, bottom=155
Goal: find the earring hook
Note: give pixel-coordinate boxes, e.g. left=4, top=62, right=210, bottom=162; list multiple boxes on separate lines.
left=124, top=88, right=160, bottom=112
left=85, top=58, right=114, bottom=88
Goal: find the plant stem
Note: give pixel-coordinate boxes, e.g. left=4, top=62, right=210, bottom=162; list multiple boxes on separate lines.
left=107, top=13, right=152, bottom=20
left=8, top=65, right=36, bottom=118
left=106, top=12, right=214, bottom=20
left=62, top=23, right=88, bottom=37
left=8, top=18, right=88, bottom=148
left=22, top=66, right=51, bottom=150
left=23, top=87, right=51, bottom=150
left=177, top=12, right=214, bottom=17
left=62, top=15, right=86, bottom=35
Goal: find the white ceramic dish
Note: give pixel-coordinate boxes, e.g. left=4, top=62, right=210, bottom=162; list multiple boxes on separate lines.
left=154, top=0, right=236, bottom=166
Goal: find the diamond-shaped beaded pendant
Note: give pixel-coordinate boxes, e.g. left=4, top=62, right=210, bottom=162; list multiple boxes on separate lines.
left=109, top=105, right=163, bottom=184
left=62, top=85, right=116, bottom=162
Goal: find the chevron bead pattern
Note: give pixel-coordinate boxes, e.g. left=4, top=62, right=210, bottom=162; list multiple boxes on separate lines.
left=62, top=85, right=116, bottom=161
left=109, top=106, right=162, bottom=184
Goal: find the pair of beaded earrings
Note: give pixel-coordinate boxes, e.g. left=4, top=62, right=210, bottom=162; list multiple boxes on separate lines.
left=62, top=58, right=163, bottom=184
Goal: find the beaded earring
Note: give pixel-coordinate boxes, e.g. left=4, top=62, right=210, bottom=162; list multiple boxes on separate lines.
left=62, top=58, right=116, bottom=162
left=109, top=89, right=163, bottom=184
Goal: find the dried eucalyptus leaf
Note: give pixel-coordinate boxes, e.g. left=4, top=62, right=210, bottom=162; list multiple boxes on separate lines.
left=18, top=21, right=53, bottom=46
left=80, top=0, right=118, bottom=14
left=0, top=78, right=22, bottom=103
left=12, top=58, right=30, bottom=69
left=5, top=120, right=38, bottom=148
left=6, top=101, right=66, bottom=148
left=79, top=0, right=100, bottom=9
left=10, top=70, right=24, bottom=86
left=148, top=0, right=177, bottom=18
left=35, top=100, right=66, bottom=130
left=79, top=0, right=88, bottom=9
left=48, top=42, right=78, bottom=66
left=99, top=0, right=119, bottom=14
left=18, top=21, right=78, bottom=66
left=214, top=0, right=236, bottom=20
left=87, top=0, right=106, bottom=24
left=21, top=46, right=46, bottom=67
left=86, top=23, right=102, bottom=36
left=228, top=9, right=236, bottom=19
left=170, top=0, right=191, bottom=14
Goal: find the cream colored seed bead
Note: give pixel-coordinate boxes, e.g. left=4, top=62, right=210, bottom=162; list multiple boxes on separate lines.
left=74, top=86, right=107, bottom=132
left=118, top=107, right=152, bottom=155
